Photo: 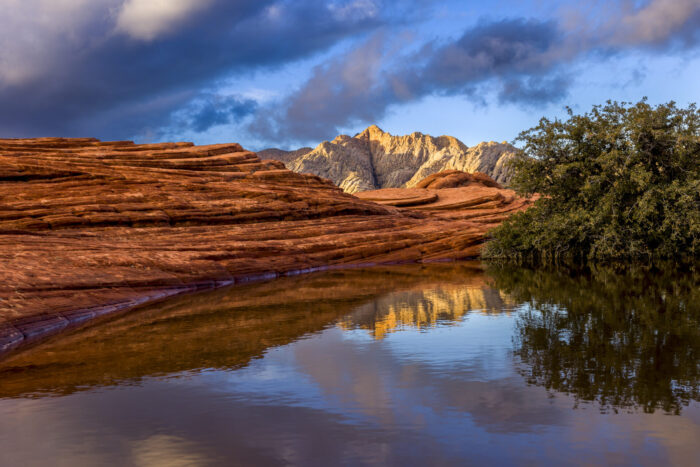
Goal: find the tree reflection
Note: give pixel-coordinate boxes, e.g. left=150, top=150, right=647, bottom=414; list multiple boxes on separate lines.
left=488, top=264, right=700, bottom=414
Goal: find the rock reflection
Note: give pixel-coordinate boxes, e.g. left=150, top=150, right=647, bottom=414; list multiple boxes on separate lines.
left=0, top=263, right=491, bottom=398
left=1, top=262, right=700, bottom=466
left=488, top=264, right=700, bottom=414
left=2, top=261, right=698, bottom=419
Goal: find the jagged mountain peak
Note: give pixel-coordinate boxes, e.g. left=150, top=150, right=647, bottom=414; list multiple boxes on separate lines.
left=259, top=128, right=519, bottom=193
left=356, top=124, right=386, bottom=138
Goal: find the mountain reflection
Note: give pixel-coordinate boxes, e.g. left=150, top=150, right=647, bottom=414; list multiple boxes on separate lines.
left=338, top=288, right=514, bottom=339
left=0, top=263, right=493, bottom=398
left=488, top=264, right=700, bottom=414
left=1, top=261, right=698, bottom=419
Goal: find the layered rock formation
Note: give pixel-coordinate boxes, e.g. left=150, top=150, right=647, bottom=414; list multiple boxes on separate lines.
left=355, top=170, right=534, bottom=220
left=259, top=125, right=519, bottom=193
left=0, top=138, right=533, bottom=356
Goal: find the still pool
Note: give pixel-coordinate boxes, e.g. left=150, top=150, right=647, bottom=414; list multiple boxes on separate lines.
left=1, top=263, right=698, bottom=466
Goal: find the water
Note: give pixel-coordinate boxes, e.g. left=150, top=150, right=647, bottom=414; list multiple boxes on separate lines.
left=0, top=262, right=698, bottom=466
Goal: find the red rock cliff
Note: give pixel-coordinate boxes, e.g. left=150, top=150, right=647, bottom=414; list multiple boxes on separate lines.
left=0, top=139, right=533, bottom=355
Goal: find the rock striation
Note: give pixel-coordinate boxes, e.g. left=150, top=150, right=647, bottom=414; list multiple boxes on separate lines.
left=355, top=170, right=534, bottom=219
left=0, top=138, right=533, bottom=356
left=259, top=125, right=519, bottom=193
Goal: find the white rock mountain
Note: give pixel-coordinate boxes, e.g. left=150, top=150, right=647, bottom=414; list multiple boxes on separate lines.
left=258, top=125, right=519, bottom=193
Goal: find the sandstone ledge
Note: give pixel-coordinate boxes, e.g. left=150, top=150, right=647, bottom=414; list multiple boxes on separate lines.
left=0, top=139, right=533, bottom=357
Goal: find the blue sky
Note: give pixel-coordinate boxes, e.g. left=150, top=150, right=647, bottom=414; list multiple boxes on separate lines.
left=1, top=0, right=698, bottom=150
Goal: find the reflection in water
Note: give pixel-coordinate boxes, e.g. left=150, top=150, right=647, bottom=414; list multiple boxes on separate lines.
left=489, top=264, right=700, bottom=414
left=0, top=264, right=491, bottom=397
left=338, top=287, right=515, bottom=339
left=0, top=263, right=699, bottom=466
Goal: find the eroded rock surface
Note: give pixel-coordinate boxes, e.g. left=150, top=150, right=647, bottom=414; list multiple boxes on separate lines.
left=356, top=170, right=534, bottom=219
left=0, top=138, right=533, bottom=355
left=259, top=125, right=519, bottom=192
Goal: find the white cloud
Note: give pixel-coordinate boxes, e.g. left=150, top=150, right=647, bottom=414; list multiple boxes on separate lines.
left=115, top=0, right=213, bottom=41
left=612, top=0, right=700, bottom=45
left=328, top=0, right=379, bottom=21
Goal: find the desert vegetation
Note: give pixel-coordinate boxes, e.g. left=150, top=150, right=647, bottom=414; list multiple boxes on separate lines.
left=484, top=100, right=700, bottom=263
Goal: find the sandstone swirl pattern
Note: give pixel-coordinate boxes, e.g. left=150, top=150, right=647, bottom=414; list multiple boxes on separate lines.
left=0, top=138, right=532, bottom=355
left=259, top=125, right=519, bottom=193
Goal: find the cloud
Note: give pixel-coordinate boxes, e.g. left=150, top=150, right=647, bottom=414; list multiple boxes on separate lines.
left=416, top=19, right=567, bottom=93
left=1, top=0, right=699, bottom=144
left=498, top=74, right=571, bottom=105
left=116, top=0, right=214, bottom=41
left=249, top=0, right=700, bottom=144
left=328, top=0, right=380, bottom=21
left=0, top=0, right=117, bottom=86
left=252, top=18, right=573, bottom=143
left=249, top=33, right=395, bottom=142
left=605, top=0, right=700, bottom=48
left=0, top=0, right=389, bottom=139
left=172, top=94, right=258, bottom=133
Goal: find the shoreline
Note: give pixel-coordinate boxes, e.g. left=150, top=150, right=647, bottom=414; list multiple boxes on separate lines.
left=0, top=257, right=472, bottom=360
left=1, top=137, right=532, bottom=361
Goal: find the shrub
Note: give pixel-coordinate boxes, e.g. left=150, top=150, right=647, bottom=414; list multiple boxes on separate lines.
left=484, top=100, right=700, bottom=263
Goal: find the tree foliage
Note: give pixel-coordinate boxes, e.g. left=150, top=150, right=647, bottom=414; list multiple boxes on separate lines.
left=484, top=100, right=700, bottom=263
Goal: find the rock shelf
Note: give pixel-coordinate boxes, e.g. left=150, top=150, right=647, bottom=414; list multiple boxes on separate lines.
left=0, top=138, right=534, bottom=356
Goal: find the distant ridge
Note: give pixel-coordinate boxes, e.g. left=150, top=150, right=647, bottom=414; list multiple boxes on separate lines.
left=259, top=125, right=519, bottom=193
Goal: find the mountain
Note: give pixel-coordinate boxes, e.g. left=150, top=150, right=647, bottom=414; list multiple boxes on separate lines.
left=258, top=125, right=519, bottom=193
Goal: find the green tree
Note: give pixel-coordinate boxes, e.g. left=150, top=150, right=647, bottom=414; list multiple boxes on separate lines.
left=484, top=100, right=700, bottom=263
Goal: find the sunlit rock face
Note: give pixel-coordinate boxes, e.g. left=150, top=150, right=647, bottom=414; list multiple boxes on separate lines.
left=355, top=170, right=535, bottom=224
left=259, top=125, right=519, bottom=193
left=0, top=138, right=534, bottom=354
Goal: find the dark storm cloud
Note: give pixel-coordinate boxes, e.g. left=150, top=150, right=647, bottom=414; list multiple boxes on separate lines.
left=419, top=19, right=562, bottom=90
left=247, top=33, right=396, bottom=142
left=251, top=0, right=700, bottom=144
left=252, top=18, right=572, bottom=142
left=186, top=95, right=258, bottom=133
left=0, top=0, right=391, bottom=139
left=497, top=75, right=572, bottom=106
left=2, top=0, right=699, bottom=144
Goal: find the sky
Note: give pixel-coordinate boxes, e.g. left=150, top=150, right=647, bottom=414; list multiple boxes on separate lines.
left=0, top=0, right=699, bottom=150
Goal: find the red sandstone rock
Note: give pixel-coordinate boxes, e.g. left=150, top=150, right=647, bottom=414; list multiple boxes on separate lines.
left=0, top=139, right=534, bottom=356
left=414, top=169, right=502, bottom=189
left=356, top=170, right=534, bottom=223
